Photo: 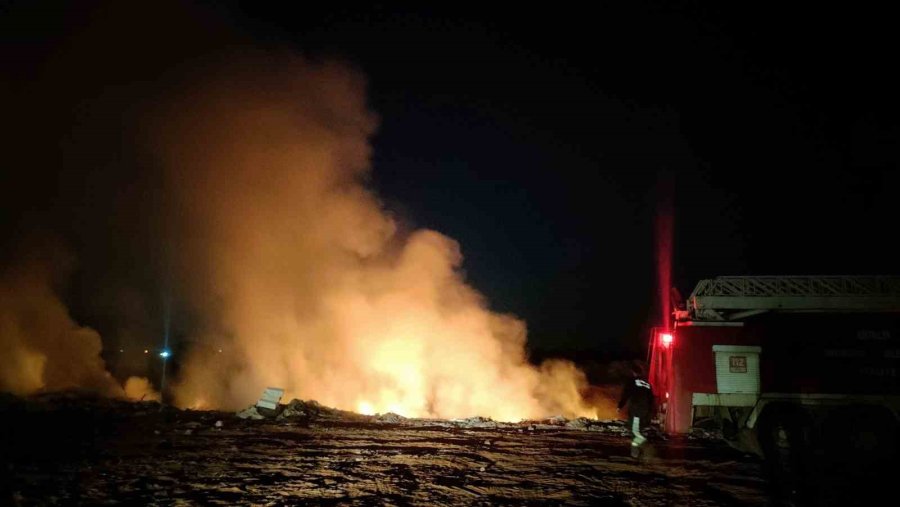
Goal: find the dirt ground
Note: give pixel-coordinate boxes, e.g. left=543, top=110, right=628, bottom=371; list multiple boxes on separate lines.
left=1, top=394, right=769, bottom=506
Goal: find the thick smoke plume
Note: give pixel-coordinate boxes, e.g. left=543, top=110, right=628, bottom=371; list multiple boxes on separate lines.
left=0, top=237, right=154, bottom=399
left=1, top=0, right=607, bottom=418
left=150, top=54, right=605, bottom=420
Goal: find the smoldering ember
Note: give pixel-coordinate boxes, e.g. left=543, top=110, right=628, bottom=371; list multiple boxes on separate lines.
left=2, top=2, right=898, bottom=506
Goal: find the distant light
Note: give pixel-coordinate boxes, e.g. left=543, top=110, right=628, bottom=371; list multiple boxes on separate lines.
left=665, top=392, right=669, bottom=399
left=660, top=332, right=674, bottom=347
left=159, top=350, right=171, bottom=359
left=119, top=349, right=124, bottom=353
left=218, top=349, right=223, bottom=353
left=144, top=349, right=149, bottom=354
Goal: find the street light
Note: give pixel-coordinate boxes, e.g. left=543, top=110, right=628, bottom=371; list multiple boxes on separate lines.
left=159, top=349, right=171, bottom=402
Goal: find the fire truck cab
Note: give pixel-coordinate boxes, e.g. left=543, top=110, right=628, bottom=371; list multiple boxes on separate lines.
left=649, top=276, right=900, bottom=471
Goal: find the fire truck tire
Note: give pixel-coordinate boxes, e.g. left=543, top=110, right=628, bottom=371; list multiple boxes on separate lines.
left=823, top=406, right=897, bottom=470
left=756, top=406, right=812, bottom=498
left=816, top=406, right=898, bottom=504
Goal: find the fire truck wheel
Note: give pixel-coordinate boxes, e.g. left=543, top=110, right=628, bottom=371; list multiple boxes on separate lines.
left=824, top=406, right=897, bottom=470
left=756, top=407, right=811, bottom=497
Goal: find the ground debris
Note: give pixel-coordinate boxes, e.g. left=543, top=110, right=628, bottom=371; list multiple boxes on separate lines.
left=565, top=417, right=592, bottom=429
left=688, top=427, right=724, bottom=441
left=547, top=414, right=568, bottom=424
left=1, top=391, right=770, bottom=506
left=449, top=416, right=498, bottom=428
left=276, top=399, right=319, bottom=420
left=235, top=406, right=265, bottom=420
left=374, top=412, right=406, bottom=424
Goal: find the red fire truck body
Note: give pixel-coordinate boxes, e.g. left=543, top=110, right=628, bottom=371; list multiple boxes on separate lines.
left=649, top=276, right=900, bottom=458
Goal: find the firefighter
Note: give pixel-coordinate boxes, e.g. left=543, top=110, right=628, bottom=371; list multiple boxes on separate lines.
left=618, top=365, right=653, bottom=458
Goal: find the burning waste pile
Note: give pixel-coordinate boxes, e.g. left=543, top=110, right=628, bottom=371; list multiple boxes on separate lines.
left=234, top=387, right=632, bottom=434
left=236, top=388, right=369, bottom=423
left=236, top=398, right=367, bottom=423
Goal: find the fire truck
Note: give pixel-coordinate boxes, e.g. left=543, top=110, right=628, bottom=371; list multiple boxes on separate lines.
left=648, top=275, right=900, bottom=477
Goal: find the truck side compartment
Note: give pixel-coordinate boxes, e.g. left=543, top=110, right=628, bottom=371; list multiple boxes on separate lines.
left=650, top=276, right=900, bottom=482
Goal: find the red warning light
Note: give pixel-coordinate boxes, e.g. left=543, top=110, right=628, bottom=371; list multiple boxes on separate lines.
left=660, top=332, right=674, bottom=347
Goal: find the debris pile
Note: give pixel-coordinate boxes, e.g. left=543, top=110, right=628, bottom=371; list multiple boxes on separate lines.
left=374, top=412, right=406, bottom=424
left=450, top=416, right=498, bottom=429
left=275, top=399, right=317, bottom=420
left=565, top=417, right=592, bottom=429
left=236, top=406, right=265, bottom=420
left=231, top=387, right=656, bottom=435
left=235, top=395, right=366, bottom=423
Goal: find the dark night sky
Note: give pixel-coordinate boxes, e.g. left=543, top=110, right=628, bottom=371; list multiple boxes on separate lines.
left=2, top=1, right=898, bottom=359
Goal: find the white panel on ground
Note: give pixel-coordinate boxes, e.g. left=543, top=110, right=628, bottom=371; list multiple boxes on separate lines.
left=256, top=387, right=285, bottom=410
left=713, top=345, right=761, bottom=394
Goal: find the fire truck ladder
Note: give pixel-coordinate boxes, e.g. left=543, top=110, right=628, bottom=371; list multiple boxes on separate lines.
left=687, top=275, right=900, bottom=321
